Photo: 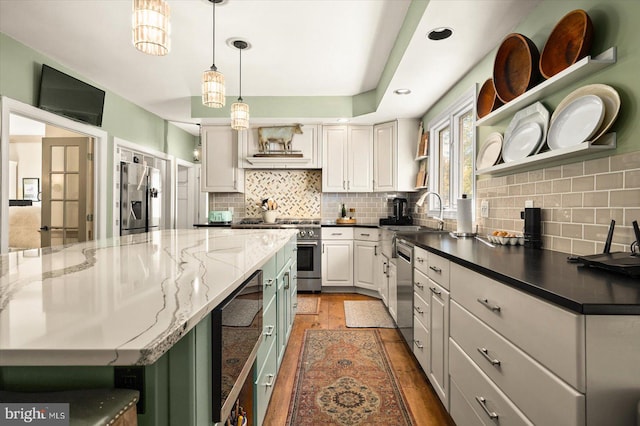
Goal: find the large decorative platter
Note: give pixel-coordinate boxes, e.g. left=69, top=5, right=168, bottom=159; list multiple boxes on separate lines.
left=476, top=132, right=503, bottom=170
left=550, top=84, right=620, bottom=144
left=548, top=94, right=605, bottom=150
left=502, top=122, right=542, bottom=163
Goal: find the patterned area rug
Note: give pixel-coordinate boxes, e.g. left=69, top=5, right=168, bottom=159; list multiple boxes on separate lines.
left=286, top=329, right=413, bottom=425
left=297, top=296, right=321, bottom=314
left=344, top=301, right=396, bottom=328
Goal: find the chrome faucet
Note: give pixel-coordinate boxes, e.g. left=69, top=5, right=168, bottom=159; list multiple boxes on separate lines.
left=415, top=191, right=445, bottom=230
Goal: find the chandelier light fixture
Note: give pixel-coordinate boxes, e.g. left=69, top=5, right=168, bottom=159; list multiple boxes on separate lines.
left=202, top=0, right=225, bottom=108
left=231, top=40, right=249, bottom=130
left=132, top=0, right=171, bottom=56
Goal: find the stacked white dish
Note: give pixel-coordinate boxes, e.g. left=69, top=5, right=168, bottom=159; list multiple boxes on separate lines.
left=501, top=101, right=549, bottom=163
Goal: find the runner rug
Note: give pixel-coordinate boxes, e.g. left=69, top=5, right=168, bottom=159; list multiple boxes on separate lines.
left=296, top=296, right=321, bottom=315
left=344, top=300, right=396, bottom=328
left=286, top=329, right=413, bottom=425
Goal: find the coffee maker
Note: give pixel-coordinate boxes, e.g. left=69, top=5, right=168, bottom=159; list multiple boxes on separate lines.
left=380, top=197, right=413, bottom=225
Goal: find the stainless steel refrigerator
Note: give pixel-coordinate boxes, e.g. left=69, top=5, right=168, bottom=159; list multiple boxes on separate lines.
left=120, top=161, right=161, bottom=235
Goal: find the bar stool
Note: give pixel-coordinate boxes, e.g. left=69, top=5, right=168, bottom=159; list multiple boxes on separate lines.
left=0, top=388, right=139, bottom=425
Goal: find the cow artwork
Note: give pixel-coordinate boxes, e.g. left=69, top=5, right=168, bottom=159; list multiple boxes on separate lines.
left=257, top=124, right=303, bottom=153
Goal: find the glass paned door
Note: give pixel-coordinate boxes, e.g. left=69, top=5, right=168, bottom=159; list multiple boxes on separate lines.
left=41, top=137, right=92, bottom=247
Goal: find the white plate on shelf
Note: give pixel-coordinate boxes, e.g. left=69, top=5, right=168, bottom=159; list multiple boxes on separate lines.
left=550, top=84, right=620, bottom=144
left=503, top=101, right=549, bottom=155
left=501, top=122, right=542, bottom=162
left=547, top=94, right=605, bottom=150
left=476, top=132, right=503, bottom=170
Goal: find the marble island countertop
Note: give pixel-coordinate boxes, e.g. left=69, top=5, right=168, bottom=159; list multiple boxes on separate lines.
left=0, top=228, right=297, bottom=366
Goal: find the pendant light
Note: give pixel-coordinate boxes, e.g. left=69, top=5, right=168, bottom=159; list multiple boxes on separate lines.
left=231, top=40, right=249, bottom=130
left=202, top=0, right=225, bottom=108
left=132, top=0, right=171, bottom=56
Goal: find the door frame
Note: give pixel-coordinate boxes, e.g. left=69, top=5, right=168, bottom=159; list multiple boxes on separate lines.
left=175, top=158, right=200, bottom=229
left=1, top=96, right=108, bottom=253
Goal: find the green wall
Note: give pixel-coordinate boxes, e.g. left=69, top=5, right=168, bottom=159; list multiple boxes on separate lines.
left=421, top=0, right=640, bottom=164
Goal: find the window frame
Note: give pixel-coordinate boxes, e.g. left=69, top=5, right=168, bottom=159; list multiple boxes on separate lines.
left=427, top=87, right=476, bottom=219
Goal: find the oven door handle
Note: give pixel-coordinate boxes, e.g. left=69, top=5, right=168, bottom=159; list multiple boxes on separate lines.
left=297, top=241, right=319, bottom=246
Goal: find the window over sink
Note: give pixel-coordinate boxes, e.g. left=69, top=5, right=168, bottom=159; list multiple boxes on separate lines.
left=427, top=88, right=475, bottom=216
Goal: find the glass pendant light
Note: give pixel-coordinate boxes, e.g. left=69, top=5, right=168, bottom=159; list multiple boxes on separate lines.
left=202, top=0, right=225, bottom=108
left=132, top=0, right=171, bottom=56
left=231, top=40, right=249, bottom=130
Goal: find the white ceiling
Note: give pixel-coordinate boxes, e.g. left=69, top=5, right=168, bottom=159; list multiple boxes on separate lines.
left=0, top=0, right=539, bottom=135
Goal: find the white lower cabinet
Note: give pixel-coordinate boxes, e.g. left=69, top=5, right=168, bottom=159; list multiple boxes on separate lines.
left=321, top=228, right=354, bottom=288
left=377, top=254, right=389, bottom=306
left=354, top=230, right=379, bottom=292
left=413, top=293, right=429, bottom=371
left=450, top=339, right=533, bottom=426
left=427, top=280, right=449, bottom=408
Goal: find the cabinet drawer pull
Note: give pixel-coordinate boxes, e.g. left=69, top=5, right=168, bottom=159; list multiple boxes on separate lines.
left=360, top=233, right=370, bottom=237
left=429, top=265, right=442, bottom=273
left=416, top=257, right=425, bottom=263
left=429, top=286, right=441, bottom=296
left=413, top=340, right=424, bottom=349
left=414, top=306, right=424, bottom=314
left=477, top=347, right=501, bottom=367
left=293, top=303, right=298, bottom=308
left=475, top=396, right=499, bottom=420
left=264, top=374, right=275, bottom=387
left=264, top=278, right=274, bottom=287
left=477, top=298, right=501, bottom=312
left=374, top=245, right=378, bottom=256
left=414, top=281, right=424, bottom=289
left=264, top=325, right=274, bottom=336
left=331, top=233, right=343, bottom=236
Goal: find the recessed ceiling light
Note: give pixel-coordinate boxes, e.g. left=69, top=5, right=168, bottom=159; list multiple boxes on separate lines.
left=394, top=89, right=411, bottom=95
left=427, top=27, right=453, bottom=41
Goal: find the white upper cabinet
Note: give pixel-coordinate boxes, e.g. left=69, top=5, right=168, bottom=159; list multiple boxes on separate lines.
left=373, top=119, right=420, bottom=192
left=238, top=124, right=321, bottom=169
left=201, top=125, right=244, bottom=193
left=322, top=125, right=373, bottom=192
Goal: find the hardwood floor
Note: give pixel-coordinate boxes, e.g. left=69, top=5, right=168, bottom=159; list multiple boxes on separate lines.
left=263, top=293, right=455, bottom=426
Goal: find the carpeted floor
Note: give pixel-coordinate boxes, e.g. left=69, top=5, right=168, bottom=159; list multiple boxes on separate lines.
left=344, top=300, right=396, bottom=328
left=296, top=296, right=321, bottom=315
left=286, top=329, right=413, bottom=425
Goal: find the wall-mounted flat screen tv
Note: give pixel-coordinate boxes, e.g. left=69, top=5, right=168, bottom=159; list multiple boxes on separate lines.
left=37, top=64, right=106, bottom=127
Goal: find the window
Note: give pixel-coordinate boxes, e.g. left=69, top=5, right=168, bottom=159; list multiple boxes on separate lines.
left=427, top=88, right=476, bottom=217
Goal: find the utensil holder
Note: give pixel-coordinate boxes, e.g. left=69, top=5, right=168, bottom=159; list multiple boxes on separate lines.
left=263, top=210, right=278, bottom=223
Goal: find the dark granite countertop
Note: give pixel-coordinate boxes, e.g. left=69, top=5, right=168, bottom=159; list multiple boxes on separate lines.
left=400, top=232, right=640, bottom=315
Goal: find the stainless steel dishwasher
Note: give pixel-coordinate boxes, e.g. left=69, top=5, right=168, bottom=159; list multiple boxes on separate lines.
left=395, top=238, right=414, bottom=348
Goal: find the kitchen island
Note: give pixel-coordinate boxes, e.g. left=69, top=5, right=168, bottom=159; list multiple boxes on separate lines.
left=0, top=228, right=298, bottom=425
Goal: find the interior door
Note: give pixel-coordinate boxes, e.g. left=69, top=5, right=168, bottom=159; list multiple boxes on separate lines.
left=41, top=137, right=92, bottom=247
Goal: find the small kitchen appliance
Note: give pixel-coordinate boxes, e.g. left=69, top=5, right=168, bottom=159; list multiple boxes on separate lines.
left=380, top=197, right=413, bottom=226
left=209, top=210, right=233, bottom=223
left=521, top=207, right=542, bottom=248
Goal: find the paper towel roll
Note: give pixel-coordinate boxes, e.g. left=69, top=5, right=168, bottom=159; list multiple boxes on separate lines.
left=457, top=195, right=473, bottom=234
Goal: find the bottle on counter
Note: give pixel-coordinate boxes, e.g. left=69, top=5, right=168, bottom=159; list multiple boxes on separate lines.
left=341, top=203, right=347, bottom=218
left=349, top=208, right=356, bottom=219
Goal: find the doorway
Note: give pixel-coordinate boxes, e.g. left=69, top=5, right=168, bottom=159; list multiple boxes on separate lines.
left=1, top=96, right=108, bottom=254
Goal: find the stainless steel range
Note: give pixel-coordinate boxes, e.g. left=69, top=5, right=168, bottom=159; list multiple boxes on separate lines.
left=232, top=218, right=322, bottom=292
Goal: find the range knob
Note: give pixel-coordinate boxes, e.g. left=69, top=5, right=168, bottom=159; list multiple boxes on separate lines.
left=308, top=229, right=315, bottom=237
left=299, top=230, right=306, bottom=238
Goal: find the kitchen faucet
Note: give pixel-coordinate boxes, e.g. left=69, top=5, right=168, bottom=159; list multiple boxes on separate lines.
left=415, top=191, right=445, bottom=230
